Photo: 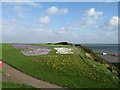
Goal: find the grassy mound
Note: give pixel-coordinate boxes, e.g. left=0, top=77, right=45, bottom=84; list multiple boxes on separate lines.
left=2, top=43, right=119, bottom=88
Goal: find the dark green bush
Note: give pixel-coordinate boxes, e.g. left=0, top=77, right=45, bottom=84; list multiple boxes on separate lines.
left=55, top=42, right=73, bottom=45
left=47, top=43, right=53, bottom=45
left=74, top=44, right=81, bottom=47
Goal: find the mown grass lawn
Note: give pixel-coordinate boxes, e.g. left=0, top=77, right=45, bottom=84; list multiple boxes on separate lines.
left=2, top=43, right=119, bottom=88
left=2, top=82, right=35, bottom=88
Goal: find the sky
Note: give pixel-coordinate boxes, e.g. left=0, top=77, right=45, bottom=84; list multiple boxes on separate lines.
left=1, top=0, right=120, bottom=2
left=1, top=2, right=118, bottom=44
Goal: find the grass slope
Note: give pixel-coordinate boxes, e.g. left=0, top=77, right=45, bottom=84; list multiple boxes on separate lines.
left=2, top=43, right=119, bottom=88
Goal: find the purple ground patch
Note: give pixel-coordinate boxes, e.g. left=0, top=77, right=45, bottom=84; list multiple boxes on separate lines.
left=21, top=49, right=51, bottom=56
left=12, top=44, right=51, bottom=56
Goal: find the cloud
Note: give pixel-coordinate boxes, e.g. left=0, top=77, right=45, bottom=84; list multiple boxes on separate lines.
left=109, top=16, right=118, bottom=26
left=95, top=16, right=118, bottom=30
left=5, top=2, right=42, bottom=8
left=47, top=7, right=58, bottom=15
left=27, top=2, right=42, bottom=7
left=84, top=8, right=103, bottom=16
left=38, top=16, right=51, bottom=24
left=16, top=13, right=30, bottom=19
left=11, top=6, right=30, bottom=19
left=82, top=8, right=103, bottom=26
left=46, top=6, right=68, bottom=15
left=59, top=8, right=103, bottom=31
left=12, top=6, right=23, bottom=11
left=2, top=19, right=118, bottom=44
left=10, top=4, right=31, bottom=19
left=2, top=19, right=45, bottom=42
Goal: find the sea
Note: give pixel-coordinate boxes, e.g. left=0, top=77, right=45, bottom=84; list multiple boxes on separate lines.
left=82, top=44, right=119, bottom=54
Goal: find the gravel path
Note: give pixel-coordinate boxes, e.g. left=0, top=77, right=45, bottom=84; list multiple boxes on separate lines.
left=2, top=62, right=62, bottom=88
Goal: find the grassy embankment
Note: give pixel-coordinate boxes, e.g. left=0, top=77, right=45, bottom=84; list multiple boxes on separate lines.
left=2, top=43, right=119, bottom=88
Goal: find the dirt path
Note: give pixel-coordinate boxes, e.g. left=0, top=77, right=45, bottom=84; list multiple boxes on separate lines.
left=2, top=62, right=62, bottom=88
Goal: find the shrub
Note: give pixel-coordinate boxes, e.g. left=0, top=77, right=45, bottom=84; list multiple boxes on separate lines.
left=74, top=44, right=81, bottom=47
left=47, top=43, right=53, bottom=45
left=55, top=42, right=73, bottom=45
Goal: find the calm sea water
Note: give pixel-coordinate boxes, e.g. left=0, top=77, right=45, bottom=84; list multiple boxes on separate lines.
left=82, top=44, right=119, bottom=54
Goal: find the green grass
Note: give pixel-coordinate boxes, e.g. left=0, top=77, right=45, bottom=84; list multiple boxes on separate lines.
left=2, top=82, right=35, bottom=88
left=2, top=43, right=119, bottom=88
